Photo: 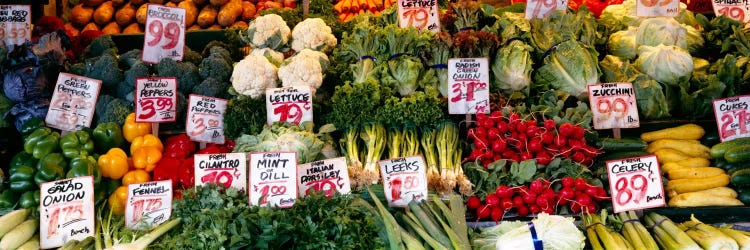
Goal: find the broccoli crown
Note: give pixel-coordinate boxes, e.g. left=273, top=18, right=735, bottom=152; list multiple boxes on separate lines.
left=88, top=53, right=123, bottom=90
left=115, top=81, right=135, bottom=101
left=95, top=94, right=116, bottom=118
left=198, top=54, right=232, bottom=82
left=192, top=77, right=229, bottom=99
left=183, top=47, right=203, bottom=66
left=156, top=59, right=199, bottom=93
left=84, top=35, right=117, bottom=59
left=223, top=96, right=266, bottom=139
left=156, top=58, right=180, bottom=77
left=118, top=49, right=142, bottom=69
left=124, top=61, right=151, bottom=87
left=69, top=62, right=87, bottom=76
left=208, top=46, right=233, bottom=65
left=201, top=41, right=231, bottom=58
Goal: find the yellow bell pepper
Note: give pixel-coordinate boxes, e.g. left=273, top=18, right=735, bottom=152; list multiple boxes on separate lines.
left=123, top=113, right=152, bottom=142
left=130, top=134, right=164, bottom=155
left=108, top=186, right=128, bottom=215
left=97, top=148, right=130, bottom=179
left=122, top=169, right=151, bottom=186
left=132, top=147, right=162, bottom=172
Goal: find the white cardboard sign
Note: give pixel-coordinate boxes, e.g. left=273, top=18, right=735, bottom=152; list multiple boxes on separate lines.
left=637, top=0, right=680, bottom=17
left=379, top=155, right=428, bottom=207
left=125, top=180, right=173, bottom=230
left=46, top=73, right=101, bottom=132
left=297, top=157, right=351, bottom=198
left=606, top=155, right=666, bottom=213
left=40, top=177, right=95, bottom=249
left=0, top=5, right=31, bottom=46
left=265, top=86, right=313, bottom=125
left=713, top=95, right=750, bottom=142
left=524, top=0, right=568, bottom=19
left=186, top=94, right=227, bottom=144
left=588, top=83, right=640, bottom=130
left=135, top=77, right=178, bottom=123
left=142, top=4, right=186, bottom=63
left=194, top=153, right=248, bottom=191
left=249, top=152, right=298, bottom=208
left=397, top=0, right=441, bottom=32
left=447, top=58, right=490, bottom=115
left=711, top=0, right=750, bottom=23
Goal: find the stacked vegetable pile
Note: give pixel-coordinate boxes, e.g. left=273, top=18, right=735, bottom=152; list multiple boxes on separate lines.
left=714, top=137, right=750, bottom=205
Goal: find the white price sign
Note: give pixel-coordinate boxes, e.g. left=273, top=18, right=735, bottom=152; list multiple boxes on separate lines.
left=135, top=77, right=177, bottom=123
left=606, top=155, right=665, bottom=213
left=637, top=0, right=680, bottom=17
left=397, top=0, right=441, bottom=32
left=249, top=152, right=298, bottom=208
left=448, top=58, right=490, bottom=115
left=194, top=153, right=248, bottom=191
left=186, top=94, right=227, bottom=144
left=713, top=95, right=750, bottom=142
left=524, top=0, right=568, bottom=19
left=297, top=157, right=351, bottom=198
left=125, top=180, right=172, bottom=230
left=40, top=177, right=95, bottom=249
left=265, top=86, right=313, bottom=125
left=0, top=5, right=30, bottom=46
left=46, top=73, right=101, bottom=132
left=587, top=83, right=640, bottom=130
left=142, top=5, right=185, bottom=63
left=711, top=0, right=750, bottom=23
left=379, top=155, right=428, bottom=207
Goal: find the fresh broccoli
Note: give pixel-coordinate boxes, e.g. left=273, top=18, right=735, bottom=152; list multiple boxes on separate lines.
left=198, top=54, right=232, bottom=82
left=223, top=96, right=266, bottom=139
left=183, top=47, right=202, bottom=66
left=87, top=52, right=123, bottom=92
left=118, top=49, right=142, bottom=69
left=124, top=61, right=151, bottom=87
left=95, top=94, right=116, bottom=118
left=156, top=58, right=200, bottom=93
left=208, top=46, right=233, bottom=65
left=69, top=62, right=87, bottom=76
left=97, top=97, right=133, bottom=126
left=115, top=81, right=135, bottom=101
left=83, top=35, right=117, bottom=59
left=201, top=41, right=231, bottom=58
left=192, top=77, right=229, bottom=98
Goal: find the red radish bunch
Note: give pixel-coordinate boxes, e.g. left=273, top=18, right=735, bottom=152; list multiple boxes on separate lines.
left=465, top=111, right=601, bottom=168
left=466, top=177, right=608, bottom=222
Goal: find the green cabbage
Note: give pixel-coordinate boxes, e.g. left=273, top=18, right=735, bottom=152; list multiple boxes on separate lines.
left=683, top=24, right=705, bottom=54
left=491, top=40, right=533, bottom=94
left=600, top=55, right=671, bottom=119
left=233, top=122, right=332, bottom=164
left=534, top=40, right=600, bottom=98
left=636, top=18, right=687, bottom=49
left=607, top=27, right=638, bottom=60
left=635, top=45, right=693, bottom=86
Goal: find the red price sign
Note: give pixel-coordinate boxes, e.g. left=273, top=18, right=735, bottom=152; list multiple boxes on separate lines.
left=186, top=94, right=227, bottom=144
left=448, top=58, right=490, bottom=115
left=265, top=86, right=313, bottom=125
left=135, top=77, right=177, bottom=123
left=637, top=0, right=679, bottom=16
left=606, top=155, right=665, bottom=213
left=297, top=157, right=351, bottom=198
left=524, top=0, right=568, bottom=19
left=125, top=180, right=172, bottom=230
left=379, top=155, right=428, bottom=207
left=142, top=5, right=185, bottom=64
left=249, top=152, right=298, bottom=208
left=0, top=5, right=31, bottom=46
left=397, top=0, right=441, bottom=32
left=46, top=73, right=101, bottom=132
left=194, top=153, right=247, bottom=190
left=713, top=95, right=750, bottom=142
left=40, top=177, right=95, bottom=249
left=588, top=83, right=640, bottom=130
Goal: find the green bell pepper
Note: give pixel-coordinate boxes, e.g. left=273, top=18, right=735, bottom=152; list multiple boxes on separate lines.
left=35, top=153, right=67, bottom=185
left=9, top=165, right=36, bottom=192
left=92, top=122, right=125, bottom=154
left=10, top=151, right=38, bottom=169
left=0, top=190, right=18, bottom=209
left=20, top=117, right=45, bottom=136
left=18, top=190, right=39, bottom=209
left=60, top=130, right=95, bottom=159
left=67, top=155, right=101, bottom=185
left=24, top=127, right=60, bottom=159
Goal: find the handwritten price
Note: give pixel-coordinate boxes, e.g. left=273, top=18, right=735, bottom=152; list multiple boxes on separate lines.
left=529, top=0, right=557, bottom=18
left=717, top=6, right=746, bottom=22
left=450, top=82, right=487, bottom=103
left=305, top=178, right=343, bottom=197
left=390, top=175, right=420, bottom=201
left=47, top=205, right=84, bottom=238
left=273, top=102, right=306, bottom=124
left=402, top=8, right=429, bottom=29
left=200, top=170, right=236, bottom=188
left=256, top=185, right=287, bottom=205
left=138, top=97, right=174, bottom=120
left=189, top=117, right=219, bottom=137
left=131, top=198, right=163, bottom=223
left=147, top=20, right=180, bottom=50
left=720, top=109, right=750, bottom=139
left=0, top=26, right=27, bottom=41
left=614, top=174, right=648, bottom=206
left=596, top=97, right=629, bottom=118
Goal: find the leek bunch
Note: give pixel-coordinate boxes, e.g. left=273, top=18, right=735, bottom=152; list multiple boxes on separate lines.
left=435, top=121, right=473, bottom=196
left=360, top=122, right=386, bottom=185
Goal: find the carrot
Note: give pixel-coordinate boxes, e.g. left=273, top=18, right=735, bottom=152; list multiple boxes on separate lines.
left=371, top=10, right=380, bottom=16
left=334, top=0, right=345, bottom=13
left=349, top=0, right=359, bottom=13
left=384, top=0, right=392, bottom=7
left=359, top=9, right=364, bottom=14
left=338, top=12, right=348, bottom=20
left=372, top=0, right=383, bottom=9
left=359, top=0, right=368, bottom=11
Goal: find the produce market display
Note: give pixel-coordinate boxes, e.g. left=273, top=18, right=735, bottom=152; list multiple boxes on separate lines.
left=3, top=0, right=750, bottom=248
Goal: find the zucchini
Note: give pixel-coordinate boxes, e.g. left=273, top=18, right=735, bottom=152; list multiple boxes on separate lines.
left=666, top=174, right=730, bottom=194
left=598, top=138, right=647, bottom=152
left=641, top=124, right=705, bottom=142
left=600, top=151, right=650, bottom=161
left=725, top=144, right=750, bottom=163
left=731, top=169, right=750, bottom=187
left=710, top=137, right=750, bottom=159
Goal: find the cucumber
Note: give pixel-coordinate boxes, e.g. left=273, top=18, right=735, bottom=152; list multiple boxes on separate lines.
left=598, top=138, right=648, bottom=152
left=726, top=164, right=750, bottom=175
left=731, top=169, right=750, bottom=187
left=716, top=159, right=728, bottom=169
left=600, top=151, right=650, bottom=161
left=725, top=144, right=750, bottom=163
left=737, top=188, right=750, bottom=204
left=702, top=130, right=720, bottom=148
left=710, top=137, right=750, bottom=159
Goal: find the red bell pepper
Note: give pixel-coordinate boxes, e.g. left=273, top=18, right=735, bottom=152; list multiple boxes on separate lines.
left=164, top=134, right=197, bottom=159
left=180, top=157, right=195, bottom=189
left=153, top=157, right=181, bottom=189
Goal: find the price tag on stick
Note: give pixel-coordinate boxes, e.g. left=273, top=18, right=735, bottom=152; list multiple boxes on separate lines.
left=265, top=86, right=313, bottom=125
left=448, top=58, right=490, bottom=115
left=711, top=0, right=750, bottom=22
left=297, top=157, right=351, bottom=198
left=712, top=95, right=750, bottom=142
left=40, top=177, right=96, bottom=249
left=637, top=0, right=680, bottom=17
left=397, top=0, right=441, bottom=32
left=249, top=152, right=298, bottom=208
left=142, top=5, right=186, bottom=63
left=379, top=155, right=428, bottom=207
left=194, top=153, right=248, bottom=190
left=588, top=83, right=640, bottom=134
left=606, top=155, right=666, bottom=213
left=135, top=77, right=177, bottom=123
left=524, top=0, right=568, bottom=19
left=0, top=5, right=31, bottom=46
left=125, top=180, right=172, bottom=230
left=186, top=94, right=227, bottom=144
left=46, top=73, right=101, bottom=132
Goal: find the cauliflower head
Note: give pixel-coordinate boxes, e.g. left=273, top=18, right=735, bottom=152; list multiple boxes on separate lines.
left=245, top=14, right=291, bottom=50
left=249, top=48, right=285, bottom=67
left=278, top=49, right=329, bottom=92
left=231, top=54, right=279, bottom=99
left=291, top=18, right=338, bottom=53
